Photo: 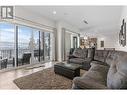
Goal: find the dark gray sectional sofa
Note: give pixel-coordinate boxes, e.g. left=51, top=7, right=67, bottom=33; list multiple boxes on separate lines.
left=71, top=49, right=127, bottom=89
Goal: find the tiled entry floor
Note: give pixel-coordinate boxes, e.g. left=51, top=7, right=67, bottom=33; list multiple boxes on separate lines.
left=0, top=62, right=55, bottom=89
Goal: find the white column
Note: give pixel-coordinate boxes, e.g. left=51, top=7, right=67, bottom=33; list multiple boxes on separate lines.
left=50, top=32, right=53, bottom=61
left=53, top=28, right=57, bottom=61
left=56, top=22, right=62, bottom=62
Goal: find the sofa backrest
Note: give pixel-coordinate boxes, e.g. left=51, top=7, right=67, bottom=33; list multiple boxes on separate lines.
left=87, top=48, right=95, bottom=59
left=106, top=50, right=117, bottom=66
left=72, top=48, right=88, bottom=59
left=107, top=51, right=127, bottom=89
left=94, top=50, right=109, bottom=63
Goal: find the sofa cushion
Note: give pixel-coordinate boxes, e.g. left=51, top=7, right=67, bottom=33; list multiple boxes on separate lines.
left=106, top=50, right=117, bottom=66
left=72, top=50, right=127, bottom=89
left=69, top=58, right=85, bottom=64
left=83, top=48, right=88, bottom=58
left=82, top=58, right=93, bottom=70
left=94, top=50, right=109, bottom=63
left=73, top=77, right=107, bottom=89
left=107, top=54, right=127, bottom=89
left=91, top=61, right=108, bottom=66
left=73, top=63, right=109, bottom=89
left=72, top=48, right=87, bottom=59
left=86, top=63, right=109, bottom=84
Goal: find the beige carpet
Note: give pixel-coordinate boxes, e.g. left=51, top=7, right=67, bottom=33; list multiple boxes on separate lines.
left=13, top=67, right=85, bottom=89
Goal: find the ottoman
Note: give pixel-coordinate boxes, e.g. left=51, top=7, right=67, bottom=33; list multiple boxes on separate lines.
left=54, top=62, right=81, bottom=79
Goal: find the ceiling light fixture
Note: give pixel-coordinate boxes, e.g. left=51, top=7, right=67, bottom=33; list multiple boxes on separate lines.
left=84, top=36, right=88, bottom=40
left=83, top=20, right=88, bottom=24
left=53, top=11, right=56, bottom=15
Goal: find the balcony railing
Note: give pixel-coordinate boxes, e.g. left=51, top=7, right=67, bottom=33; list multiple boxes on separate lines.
left=0, top=47, right=50, bottom=70
left=0, top=49, right=30, bottom=59
left=0, top=49, right=14, bottom=59
left=0, top=48, right=31, bottom=70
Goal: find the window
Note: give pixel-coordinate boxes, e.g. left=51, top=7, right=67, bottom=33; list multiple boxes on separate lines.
left=0, top=22, right=52, bottom=70
left=17, top=26, right=33, bottom=66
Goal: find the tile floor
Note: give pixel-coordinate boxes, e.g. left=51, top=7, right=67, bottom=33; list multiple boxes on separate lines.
left=0, top=62, right=55, bottom=89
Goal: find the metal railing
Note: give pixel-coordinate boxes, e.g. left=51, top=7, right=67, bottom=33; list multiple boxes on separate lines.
left=0, top=49, right=15, bottom=59
left=0, top=48, right=30, bottom=59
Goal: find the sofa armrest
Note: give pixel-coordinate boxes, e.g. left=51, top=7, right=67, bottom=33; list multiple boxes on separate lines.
left=72, top=77, right=107, bottom=89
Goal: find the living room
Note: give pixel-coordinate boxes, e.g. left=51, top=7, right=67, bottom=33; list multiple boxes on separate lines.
left=0, top=3, right=127, bottom=92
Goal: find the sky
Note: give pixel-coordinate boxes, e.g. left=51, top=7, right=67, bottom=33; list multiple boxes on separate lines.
left=0, top=22, right=50, bottom=49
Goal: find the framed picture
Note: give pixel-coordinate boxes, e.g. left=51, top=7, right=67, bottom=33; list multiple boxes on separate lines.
left=100, top=41, right=104, bottom=47
left=119, top=19, right=126, bottom=47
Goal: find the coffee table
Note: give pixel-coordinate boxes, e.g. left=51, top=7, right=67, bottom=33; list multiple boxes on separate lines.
left=54, top=62, right=81, bottom=79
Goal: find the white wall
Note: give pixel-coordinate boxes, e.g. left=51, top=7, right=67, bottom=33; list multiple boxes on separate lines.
left=14, top=6, right=56, bottom=30
left=80, top=7, right=127, bottom=51
left=80, top=26, right=119, bottom=50
left=97, top=33, right=118, bottom=50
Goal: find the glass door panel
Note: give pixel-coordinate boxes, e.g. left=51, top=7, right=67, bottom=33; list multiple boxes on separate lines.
left=17, top=26, right=32, bottom=66
left=44, top=32, right=50, bottom=61
left=33, top=30, right=40, bottom=62
left=0, top=23, right=15, bottom=69
left=40, top=32, right=44, bottom=62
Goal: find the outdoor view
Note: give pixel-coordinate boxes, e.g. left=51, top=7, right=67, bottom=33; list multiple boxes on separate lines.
left=0, top=23, right=15, bottom=69
left=0, top=22, right=51, bottom=70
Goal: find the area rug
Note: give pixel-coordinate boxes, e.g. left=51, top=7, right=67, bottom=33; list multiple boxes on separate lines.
left=13, top=67, right=85, bottom=89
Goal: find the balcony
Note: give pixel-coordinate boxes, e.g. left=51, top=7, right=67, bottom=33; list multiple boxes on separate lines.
left=0, top=49, right=33, bottom=70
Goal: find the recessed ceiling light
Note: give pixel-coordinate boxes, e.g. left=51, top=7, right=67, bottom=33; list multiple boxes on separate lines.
left=53, top=11, right=56, bottom=15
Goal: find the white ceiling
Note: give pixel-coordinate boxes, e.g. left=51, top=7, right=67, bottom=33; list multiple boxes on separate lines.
left=17, top=6, right=123, bottom=31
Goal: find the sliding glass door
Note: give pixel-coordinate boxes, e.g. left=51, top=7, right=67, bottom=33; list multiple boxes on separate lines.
left=0, top=23, right=15, bottom=69
left=0, top=22, right=52, bottom=70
